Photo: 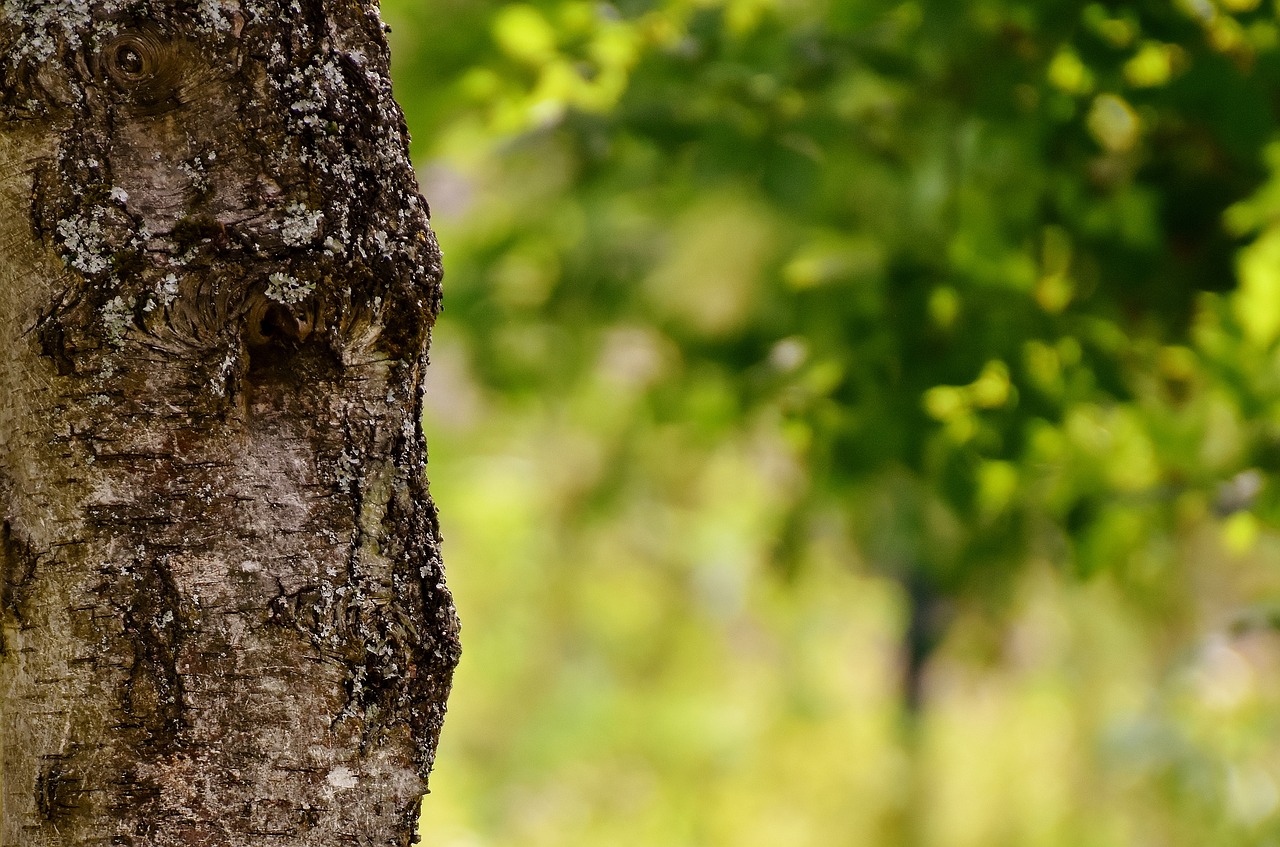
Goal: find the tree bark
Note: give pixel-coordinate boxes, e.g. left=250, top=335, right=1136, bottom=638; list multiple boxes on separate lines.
left=0, top=3, right=460, bottom=844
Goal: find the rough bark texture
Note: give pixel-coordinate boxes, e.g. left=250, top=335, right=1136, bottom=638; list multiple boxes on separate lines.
left=0, top=2, right=460, bottom=844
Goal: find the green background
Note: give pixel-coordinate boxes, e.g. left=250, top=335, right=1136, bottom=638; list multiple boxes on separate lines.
left=381, top=0, right=1280, bottom=843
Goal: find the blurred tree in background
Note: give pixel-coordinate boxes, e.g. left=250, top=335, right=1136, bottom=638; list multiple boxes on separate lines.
left=385, top=0, right=1280, bottom=844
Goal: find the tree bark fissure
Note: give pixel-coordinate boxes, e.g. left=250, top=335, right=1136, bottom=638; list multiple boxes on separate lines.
left=0, top=3, right=459, bottom=845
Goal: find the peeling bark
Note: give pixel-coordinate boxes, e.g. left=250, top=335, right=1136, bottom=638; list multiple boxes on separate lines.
left=0, top=2, right=460, bottom=844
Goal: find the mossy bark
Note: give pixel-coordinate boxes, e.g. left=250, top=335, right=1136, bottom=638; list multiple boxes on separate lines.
left=0, top=3, right=459, bottom=844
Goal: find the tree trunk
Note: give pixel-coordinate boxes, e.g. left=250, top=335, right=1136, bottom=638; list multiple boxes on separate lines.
left=0, top=3, right=460, bottom=844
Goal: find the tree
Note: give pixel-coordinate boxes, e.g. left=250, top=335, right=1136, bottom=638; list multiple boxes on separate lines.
left=0, top=2, right=459, bottom=844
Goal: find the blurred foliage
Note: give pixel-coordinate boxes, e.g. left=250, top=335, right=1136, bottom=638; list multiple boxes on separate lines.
left=382, top=0, right=1280, bottom=843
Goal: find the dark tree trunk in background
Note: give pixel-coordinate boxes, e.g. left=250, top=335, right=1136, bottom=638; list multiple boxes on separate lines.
left=0, top=2, right=460, bottom=844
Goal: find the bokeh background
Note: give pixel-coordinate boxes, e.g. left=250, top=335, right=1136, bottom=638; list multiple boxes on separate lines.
left=380, top=1, right=1280, bottom=844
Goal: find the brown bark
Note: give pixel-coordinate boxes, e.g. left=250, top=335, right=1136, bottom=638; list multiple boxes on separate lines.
left=0, top=2, right=460, bottom=844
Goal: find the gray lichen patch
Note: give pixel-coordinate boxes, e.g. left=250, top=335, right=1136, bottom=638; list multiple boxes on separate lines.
left=265, top=271, right=312, bottom=305
left=155, top=272, right=180, bottom=307
left=279, top=202, right=323, bottom=247
left=54, top=211, right=110, bottom=276
left=100, top=294, right=135, bottom=347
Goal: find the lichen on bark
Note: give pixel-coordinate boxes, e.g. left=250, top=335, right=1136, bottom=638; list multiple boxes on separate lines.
left=0, top=1, right=459, bottom=844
